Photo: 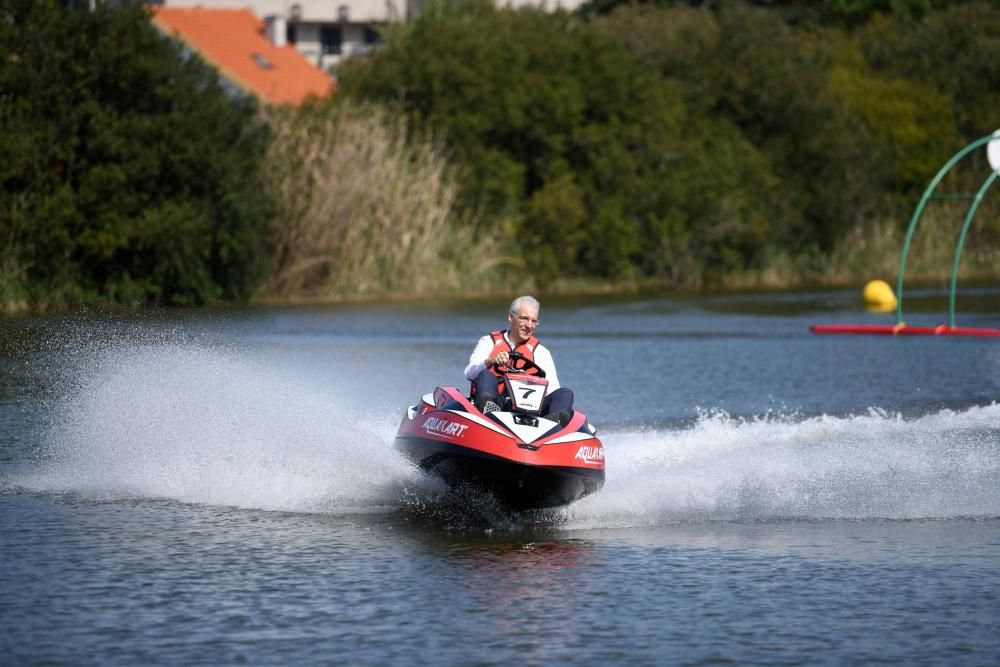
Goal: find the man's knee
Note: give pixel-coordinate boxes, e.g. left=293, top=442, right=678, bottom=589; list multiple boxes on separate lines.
left=474, top=368, right=495, bottom=392
left=473, top=369, right=499, bottom=411
left=546, top=387, right=574, bottom=414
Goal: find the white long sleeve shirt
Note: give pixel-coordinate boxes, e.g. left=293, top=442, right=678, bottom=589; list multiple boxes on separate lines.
left=463, top=331, right=560, bottom=391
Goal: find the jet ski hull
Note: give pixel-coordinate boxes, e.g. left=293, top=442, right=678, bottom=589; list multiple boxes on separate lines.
left=395, top=436, right=604, bottom=510
left=394, top=387, right=605, bottom=511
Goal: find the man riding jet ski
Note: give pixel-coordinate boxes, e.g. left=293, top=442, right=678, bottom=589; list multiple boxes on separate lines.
left=394, top=296, right=605, bottom=510
left=466, top=295, right=575, bottom=423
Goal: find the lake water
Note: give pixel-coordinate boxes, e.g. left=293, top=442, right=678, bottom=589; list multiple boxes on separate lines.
left=2, top=289, right=1000, bottom=665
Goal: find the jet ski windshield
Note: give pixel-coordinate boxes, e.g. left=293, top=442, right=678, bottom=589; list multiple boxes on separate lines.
left=503, top=373, right=548, bottom=415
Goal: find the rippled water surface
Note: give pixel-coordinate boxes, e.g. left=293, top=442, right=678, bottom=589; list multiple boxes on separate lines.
left=3, top=289, right=1000, bottom=665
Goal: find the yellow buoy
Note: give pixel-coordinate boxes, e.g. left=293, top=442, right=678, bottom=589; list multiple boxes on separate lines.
left=862, top=279, right=897, bottom=312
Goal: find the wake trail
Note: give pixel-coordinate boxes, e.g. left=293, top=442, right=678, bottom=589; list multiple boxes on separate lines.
left=562, top=404, right=1000, bottom=528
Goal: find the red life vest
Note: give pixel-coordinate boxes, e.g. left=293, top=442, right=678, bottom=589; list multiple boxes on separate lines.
left=470, top=330, right=541, bottom=397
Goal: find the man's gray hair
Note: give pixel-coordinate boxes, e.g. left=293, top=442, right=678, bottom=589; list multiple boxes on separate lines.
left=509, top=295, right=540, bottom=314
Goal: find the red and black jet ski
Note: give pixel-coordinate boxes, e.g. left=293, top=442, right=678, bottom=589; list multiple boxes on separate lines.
left=394, top=353, right=604, bottom=511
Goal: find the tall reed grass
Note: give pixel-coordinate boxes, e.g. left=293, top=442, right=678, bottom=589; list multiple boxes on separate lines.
left=732, top=188, right=999, bottom=291
left=262, top=102, right=498, bottom=300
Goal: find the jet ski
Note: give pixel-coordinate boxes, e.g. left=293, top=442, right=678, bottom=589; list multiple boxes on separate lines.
left=394, top=353, right=605, bottom=511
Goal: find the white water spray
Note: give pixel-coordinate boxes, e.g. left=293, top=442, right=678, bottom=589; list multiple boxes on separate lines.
left=15, top=338, right=1000, bottom=525
left=18, top=343, right=421, bottom=513
left=563, top=404, right=1000, bottom=527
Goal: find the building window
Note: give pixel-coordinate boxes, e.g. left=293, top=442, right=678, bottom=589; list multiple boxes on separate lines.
left=320, top=26, right=342, bottom=55
left=251, top=52, right=273, bottom=69
left=364, top=26, right=381, bottom=45
left=287, top=23, right=297, bottom=45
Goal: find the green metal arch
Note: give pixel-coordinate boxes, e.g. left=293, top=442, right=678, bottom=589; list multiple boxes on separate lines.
left=896, top=133, right=1000, bottom=327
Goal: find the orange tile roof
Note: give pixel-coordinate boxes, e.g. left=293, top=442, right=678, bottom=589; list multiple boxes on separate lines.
left=151, top=6, right=335, bottom=106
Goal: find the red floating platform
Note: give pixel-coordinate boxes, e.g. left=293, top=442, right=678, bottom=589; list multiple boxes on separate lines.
left=811, top=323, right=1000, bottom=337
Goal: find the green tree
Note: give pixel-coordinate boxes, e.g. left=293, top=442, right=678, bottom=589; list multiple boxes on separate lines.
left=338, top=1, right=1000, bottom=289
left=0, top=0, right=271, bottom=307
left=338, top=5, right=690, bottom=284
left=860, top=3, right=1000, bottom=138
left=708, top=7, right=886, bottom=250
left=578, top=0, right=936, bottom=23
left=596, top=5, right=789, bottom=280
left=827, top=35, right=956, bottom=190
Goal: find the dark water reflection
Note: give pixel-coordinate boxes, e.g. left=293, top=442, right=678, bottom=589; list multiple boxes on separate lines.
left=5, top=492, right=1000, bottom=665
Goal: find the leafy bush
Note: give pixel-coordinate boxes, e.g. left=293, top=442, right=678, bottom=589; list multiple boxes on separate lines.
left=0, top=0, right=271, bottom=308
left=859, top=3, right=1000, bottom=138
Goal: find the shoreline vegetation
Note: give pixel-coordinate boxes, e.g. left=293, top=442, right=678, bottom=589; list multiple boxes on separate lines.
left=3, top=1, right=1000, bottom=315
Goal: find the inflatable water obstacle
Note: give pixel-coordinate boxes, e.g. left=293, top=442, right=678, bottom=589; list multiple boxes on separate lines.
left=812, top=131, right=1000, bottom=338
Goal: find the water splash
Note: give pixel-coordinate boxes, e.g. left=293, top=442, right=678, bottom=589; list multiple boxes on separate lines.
left=13, top=334, right=1000, bottom=525
left=16, top=342, right=422, bottom=513
left=562, top=403, right=1000, bottom=527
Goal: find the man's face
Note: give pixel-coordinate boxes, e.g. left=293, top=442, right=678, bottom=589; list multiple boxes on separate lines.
left=508, top=304, right=539, bottom=345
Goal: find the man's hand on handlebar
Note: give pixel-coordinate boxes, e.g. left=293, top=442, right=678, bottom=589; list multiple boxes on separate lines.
left=488, top=350, right=510, bottom=369
left=487, top=351, right=546, bottom=377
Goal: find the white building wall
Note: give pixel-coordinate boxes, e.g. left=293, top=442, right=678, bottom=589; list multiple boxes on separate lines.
left=158, top=0, right=582, bottom=68
left=159, top=0, right=405, bottom=23
left=289, top=22, right=377, bottom=68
